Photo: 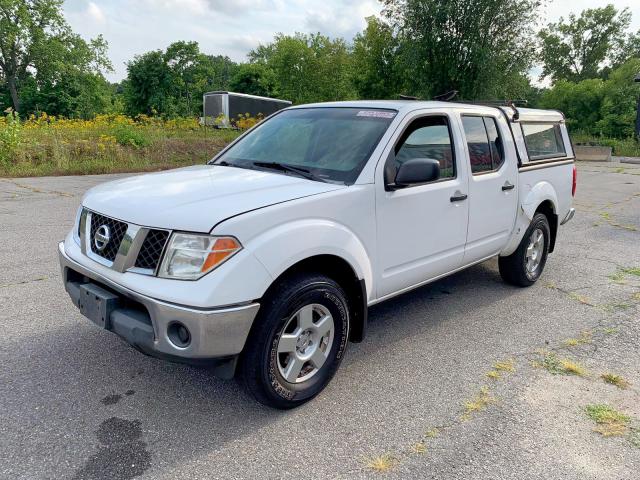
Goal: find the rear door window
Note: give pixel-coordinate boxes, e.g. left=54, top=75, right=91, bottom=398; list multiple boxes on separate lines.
left=462, top=115, right=505, bottom=174
left=462, top=116, right=492, bottom=174
left=521, top=123, right=566, bottom=160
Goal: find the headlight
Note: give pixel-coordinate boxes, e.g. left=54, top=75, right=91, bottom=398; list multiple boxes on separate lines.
left=158, top=233, right=242, bottom=280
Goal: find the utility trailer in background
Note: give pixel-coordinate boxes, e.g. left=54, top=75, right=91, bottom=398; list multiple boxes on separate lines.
left=202, top=91, right=292, bottom=127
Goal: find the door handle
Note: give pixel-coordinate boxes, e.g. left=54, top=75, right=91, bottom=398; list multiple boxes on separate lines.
left=450, top=192, right=468, bottom=202
left=502, top=182, right=515, bottom=191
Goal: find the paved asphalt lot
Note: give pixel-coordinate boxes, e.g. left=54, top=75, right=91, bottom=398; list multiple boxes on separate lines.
left=1, top=162, right=639, bottom=479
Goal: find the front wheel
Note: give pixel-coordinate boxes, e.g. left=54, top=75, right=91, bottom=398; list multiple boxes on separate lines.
left=239, top=273, right=350, bottom=409
left=499, top=213, right=550, bottom=287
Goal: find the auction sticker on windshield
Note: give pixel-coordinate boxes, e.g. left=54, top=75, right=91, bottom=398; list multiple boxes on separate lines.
left=356, top=110, right=397, bottom=119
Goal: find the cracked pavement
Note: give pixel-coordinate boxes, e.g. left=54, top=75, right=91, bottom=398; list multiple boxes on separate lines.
left=0, top=162, right=639, bottom=479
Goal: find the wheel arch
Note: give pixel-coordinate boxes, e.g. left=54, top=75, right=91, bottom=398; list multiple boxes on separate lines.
left=521, top=181, right=559, bottom=254
left=534, top=200, right=558, bottom=253
left=259, top=254, right=368, bottom=343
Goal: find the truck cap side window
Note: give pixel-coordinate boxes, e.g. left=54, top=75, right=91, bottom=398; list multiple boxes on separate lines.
left=385, top=115, right=455, bottom=186
left=521, top=123, right=566, bottom=161
left=461, top=115, right=504, bottom=174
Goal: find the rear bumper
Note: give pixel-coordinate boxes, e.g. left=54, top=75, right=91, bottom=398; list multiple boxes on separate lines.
left=561, top=207, right=576, bottom=225
left=58, top=242, right=260, bottom=365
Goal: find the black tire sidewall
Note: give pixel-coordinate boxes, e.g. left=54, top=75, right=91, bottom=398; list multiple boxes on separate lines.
left=521, top=214, right=550, bottom=283
left=244, top=275, right=349, bottom=408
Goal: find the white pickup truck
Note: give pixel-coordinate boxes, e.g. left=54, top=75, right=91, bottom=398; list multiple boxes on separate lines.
left=59, top=100, right=576, bottom=408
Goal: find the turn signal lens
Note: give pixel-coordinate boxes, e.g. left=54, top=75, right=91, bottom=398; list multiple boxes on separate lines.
left=572, top=165, right=577, bottom=197
left=158, top=233, right=242, bottom=280
left=201, top=237, right=242, bottom=273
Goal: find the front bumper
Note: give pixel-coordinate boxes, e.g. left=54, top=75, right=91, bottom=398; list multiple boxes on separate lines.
left=58, top=242, right=260, bottom=365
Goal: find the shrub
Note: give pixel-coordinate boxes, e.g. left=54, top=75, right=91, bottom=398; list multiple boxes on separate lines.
left=0, top=109, right=23, bottom=166
left=111, top=125, right=151, bottom=148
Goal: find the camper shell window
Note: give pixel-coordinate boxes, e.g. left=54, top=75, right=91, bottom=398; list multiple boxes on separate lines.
left=521, top=123, right=566, bottom=161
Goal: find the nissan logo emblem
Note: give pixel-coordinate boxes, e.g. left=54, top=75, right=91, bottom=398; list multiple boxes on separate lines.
left=94, top=225, right=111, bottom=251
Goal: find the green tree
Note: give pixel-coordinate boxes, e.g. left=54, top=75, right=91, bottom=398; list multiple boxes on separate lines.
left=381, top=0, right=541, bottom=100
left=596, top=58, right=640, bottom=138
left=351, top=16, right=400, bottom=99
left=124, top=50, right=174, bottom=116
left=538, top=79, right=605, bottom=133
left=538, top=5, right=633, bottom=83
left=249, top=33, right=356, bottom=104
left=538, top=59, right=640, bottom=138
left=124, top=42, right=236, bottom=116
left=0, top=0, right=111, bottom=113
left=229, top=63, right=277, bottom=97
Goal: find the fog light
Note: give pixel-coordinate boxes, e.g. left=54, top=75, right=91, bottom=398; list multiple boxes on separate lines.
left=167, top=322, right=191, bottom=348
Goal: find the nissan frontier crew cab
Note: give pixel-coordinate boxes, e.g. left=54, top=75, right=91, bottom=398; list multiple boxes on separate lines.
left=59, top=100, right=577, bottom=409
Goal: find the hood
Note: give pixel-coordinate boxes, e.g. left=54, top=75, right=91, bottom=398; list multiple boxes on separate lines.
left=82, top=165, right=344, bottom=232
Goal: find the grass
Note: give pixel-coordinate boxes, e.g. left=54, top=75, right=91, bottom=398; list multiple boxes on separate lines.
left=487, top=359, right=516, bottom=380
left=462, top=386, right=494, bottom=420
left=584, top=404, right=631, bottom=437
left=601, top=373, right=631, bottom=389
left=494, top=359, right=515, bottom=372
left=568, top=292, right=594, bottom=306
left=622, top=267, right=640, bottom=277
left=365, top=454, right=397, bottom=472
left=0, top=113, right=241, bottom=177
left=608, top=270, right=627, bottom=284
left=410, top=442, right=427, bottom=454
left=536, top=352, right=587, bottom=376
left=601, top=327, right=619, bottom=335
left=425, top=428, right=439, bottom=438
left=562, top=331, right=592, bottom=347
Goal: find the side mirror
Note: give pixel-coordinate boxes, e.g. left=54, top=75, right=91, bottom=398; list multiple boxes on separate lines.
left=393, top=158, right=440, bottom=188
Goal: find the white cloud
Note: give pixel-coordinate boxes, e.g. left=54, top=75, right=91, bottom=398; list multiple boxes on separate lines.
left=62, top=0, right=640, bottom=83
left=86, top=2, right=106, bottom=24
left=305, top=0, right=380, bottom=38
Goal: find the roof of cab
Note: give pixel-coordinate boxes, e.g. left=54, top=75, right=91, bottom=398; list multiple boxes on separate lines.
left=287, top=100, right=565, bottom=123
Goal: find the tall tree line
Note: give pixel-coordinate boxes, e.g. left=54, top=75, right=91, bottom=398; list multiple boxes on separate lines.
left=1, top=0, right=639, bottom=138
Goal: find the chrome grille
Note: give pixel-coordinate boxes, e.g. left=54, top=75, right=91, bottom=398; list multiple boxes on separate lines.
left=89, top=212, right=128, bottom=261
left=135, top=229, right=170, bottom=270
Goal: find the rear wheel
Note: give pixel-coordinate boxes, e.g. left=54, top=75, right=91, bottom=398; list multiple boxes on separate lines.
left=239, top=273, right=349, bottom=409
left=499, top=213, right=550, bottom=287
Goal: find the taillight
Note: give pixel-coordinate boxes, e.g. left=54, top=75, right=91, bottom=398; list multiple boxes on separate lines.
left=572, top=165, right=577, bottom=197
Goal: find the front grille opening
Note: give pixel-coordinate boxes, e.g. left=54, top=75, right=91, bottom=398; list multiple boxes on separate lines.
left=135, top=229, right=170, bottom=270
left=89, top=212, right=128, bottom=262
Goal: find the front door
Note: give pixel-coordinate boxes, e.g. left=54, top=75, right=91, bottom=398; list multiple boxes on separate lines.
left=375, top=112, right=469, bottom=298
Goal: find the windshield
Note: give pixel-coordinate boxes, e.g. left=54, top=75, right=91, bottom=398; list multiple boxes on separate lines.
left=213, top=107, right=397, bottom=184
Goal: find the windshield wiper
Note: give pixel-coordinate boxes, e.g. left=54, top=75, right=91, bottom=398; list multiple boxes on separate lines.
left=252, top=161, right=327, bottom=183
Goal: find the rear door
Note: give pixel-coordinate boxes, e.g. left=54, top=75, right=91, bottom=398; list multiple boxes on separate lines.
left=460, top=113, right=518, bottom=261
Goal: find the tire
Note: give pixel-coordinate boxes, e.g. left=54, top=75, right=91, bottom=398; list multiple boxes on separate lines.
left=499, top=213, right=551, bottom=287
left=239, top=273, right=350, bottom=409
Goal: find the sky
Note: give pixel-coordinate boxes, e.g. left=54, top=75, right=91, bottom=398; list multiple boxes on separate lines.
left=62, top=0, right=640, bottom=83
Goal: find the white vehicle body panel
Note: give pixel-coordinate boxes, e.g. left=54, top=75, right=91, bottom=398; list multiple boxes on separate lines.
left=373, top=109, right=469, bottom=297
left=60, top=100, right=575, bottom=361
left=456, top=111, right=519, bottom=261
left=82, top=165, right=343, bottom=232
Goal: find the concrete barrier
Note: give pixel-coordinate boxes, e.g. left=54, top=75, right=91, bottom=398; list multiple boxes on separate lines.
left=574, top=145, right=615, bottom=162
